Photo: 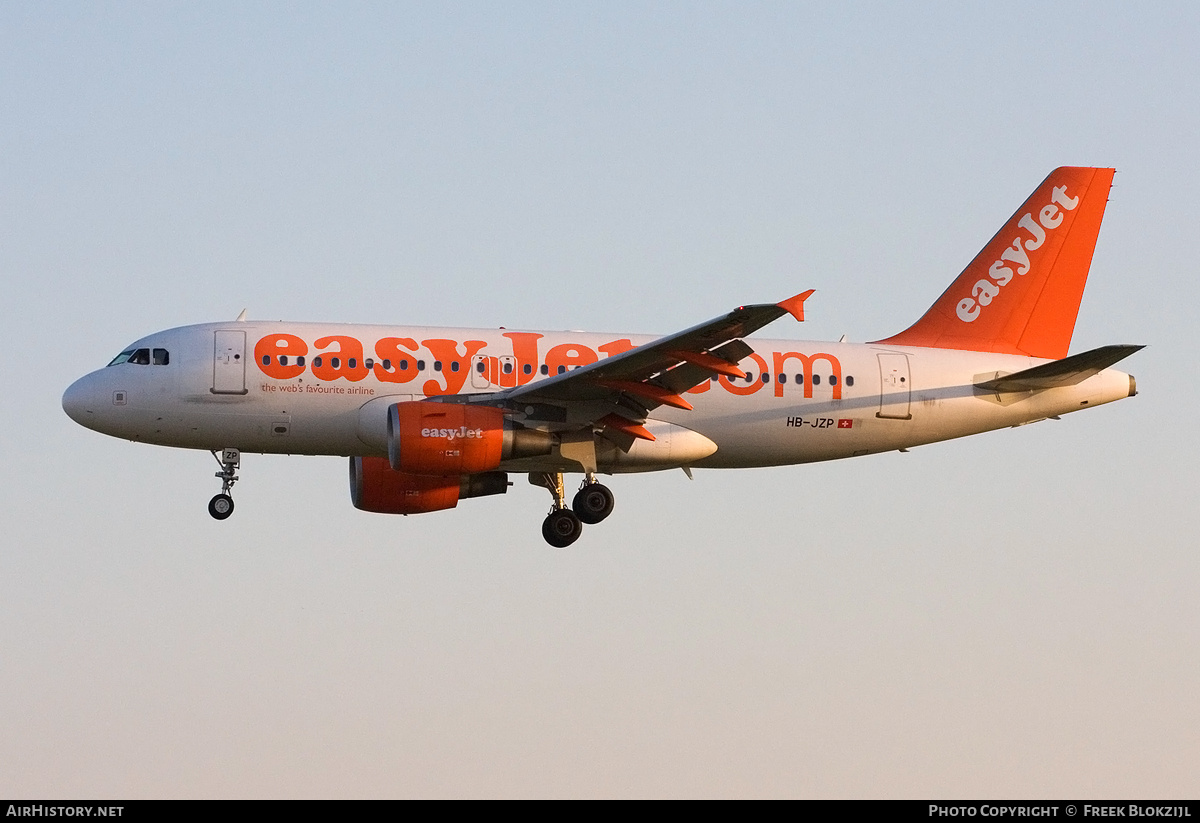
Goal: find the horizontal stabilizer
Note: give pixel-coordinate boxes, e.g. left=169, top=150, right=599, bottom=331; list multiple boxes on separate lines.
left=975, top=345, right=1144, bottom=393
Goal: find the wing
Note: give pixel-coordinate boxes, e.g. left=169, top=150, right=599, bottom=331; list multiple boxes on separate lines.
left=450, top=290, right=814, bottom=448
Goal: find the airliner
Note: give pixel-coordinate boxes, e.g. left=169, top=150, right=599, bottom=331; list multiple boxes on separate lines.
left=62, top=167, right=1141, bottom=547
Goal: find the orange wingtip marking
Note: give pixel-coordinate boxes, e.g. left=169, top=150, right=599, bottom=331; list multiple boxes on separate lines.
left=598, top=413, right=656, bottom=441
left=598, top=380, right=694, bottom=410
left=777, top=289, right=815, bottom=322
left=667, top=350, right=746, bottom=379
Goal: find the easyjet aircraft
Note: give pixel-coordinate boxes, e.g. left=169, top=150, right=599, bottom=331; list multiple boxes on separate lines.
left=63, top=167, right=1141, bottom=547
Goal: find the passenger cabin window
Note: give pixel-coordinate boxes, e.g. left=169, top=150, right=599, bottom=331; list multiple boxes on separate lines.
left=846, top=375, right=854, bottom=387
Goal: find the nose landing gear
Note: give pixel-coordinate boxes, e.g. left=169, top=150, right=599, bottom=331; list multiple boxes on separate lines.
left=208, top=448, right=240, bottom=520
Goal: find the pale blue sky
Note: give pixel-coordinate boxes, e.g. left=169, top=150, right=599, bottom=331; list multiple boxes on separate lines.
left=2, top=2, right=1197, bottom=797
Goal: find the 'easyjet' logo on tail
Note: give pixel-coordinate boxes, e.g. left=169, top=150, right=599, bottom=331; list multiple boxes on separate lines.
left=956, top=185, right=1079, bottom=323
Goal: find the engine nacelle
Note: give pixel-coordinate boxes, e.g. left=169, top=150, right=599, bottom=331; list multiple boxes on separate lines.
left=387, top=400, right=552, bottom=475
left=349, top=456, right=509, bottom=514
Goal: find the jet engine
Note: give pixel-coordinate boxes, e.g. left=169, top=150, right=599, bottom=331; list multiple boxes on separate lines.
left=349, top=456, right=510, bottom=515
left=387, top=400, right=553, bottom=475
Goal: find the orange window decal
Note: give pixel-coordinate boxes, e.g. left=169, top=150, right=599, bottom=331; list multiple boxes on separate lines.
left=545, top=343, right=598, bottom=375
left=719, top=353, right=768, bottom=396
left=772, top=351, right=842, bottom=399
left=499, top=332, right=543, bottom=387
left=598, top=338, right=636, bottom=358
left=373, top=337, right=421, bottom=384
left=421, top=339, right=487, bottom=396
left=312, top=336, right=370, bottom=382
left=254, top=334, right=308, bottom=379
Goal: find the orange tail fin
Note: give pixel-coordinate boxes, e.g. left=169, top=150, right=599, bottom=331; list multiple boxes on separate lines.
left=873, top=167, right=1115, bottom=359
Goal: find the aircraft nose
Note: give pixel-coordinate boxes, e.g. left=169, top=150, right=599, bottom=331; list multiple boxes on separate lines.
left=62, top=374, right=99, bottom=426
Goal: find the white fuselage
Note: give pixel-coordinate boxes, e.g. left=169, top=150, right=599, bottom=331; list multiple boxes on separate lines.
left=62, top=321, right=1135, bottom=474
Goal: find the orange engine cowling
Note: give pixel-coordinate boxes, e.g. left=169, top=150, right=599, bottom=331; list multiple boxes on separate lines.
left=349, top=456, right=509, bottom=515
left=387, top=400, right=552, bottom=475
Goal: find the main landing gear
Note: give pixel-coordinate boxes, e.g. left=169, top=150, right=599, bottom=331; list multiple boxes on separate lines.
left=530, top=472, right=615, bottom=548
left=208, top=448, right=240, bottom=520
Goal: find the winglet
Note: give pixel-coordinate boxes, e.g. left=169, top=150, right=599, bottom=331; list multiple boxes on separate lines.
left=778, top=289, right=815, bottom=322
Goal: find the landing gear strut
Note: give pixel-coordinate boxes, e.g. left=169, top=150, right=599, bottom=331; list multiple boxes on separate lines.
left=208, top=448, right=240, bottom=520
left=530, top=471, right=583, bottom=548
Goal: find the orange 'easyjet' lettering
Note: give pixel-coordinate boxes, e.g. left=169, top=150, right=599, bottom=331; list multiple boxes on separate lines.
left=312, top=336, right=370, bottom=382
left=773, top=352, right=842, bottom=399
left=422, top=339, right=487, bottom=396
left=373, top=337, right=420, bottom=384
left=718, top=353, right=768, bottom=396
left=254, top=334, right=308, bottom=379
left=545, top=343, right=598, bottom=375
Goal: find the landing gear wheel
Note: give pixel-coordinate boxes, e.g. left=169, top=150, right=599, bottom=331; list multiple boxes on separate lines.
left=573, top=482, right=615, bottom=524
left=542, top=508, right=583, bottom=548
left=208, top=493, right=235, bottom=520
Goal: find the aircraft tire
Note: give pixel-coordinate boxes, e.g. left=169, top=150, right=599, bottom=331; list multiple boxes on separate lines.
left=542, top=509, right=583, bottom=548
left=572, top=483, right=615, bottom=525
left=208, top=493, right=235, bottom=520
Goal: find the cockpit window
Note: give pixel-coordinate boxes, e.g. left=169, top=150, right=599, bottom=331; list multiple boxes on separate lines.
left=107, top=347, right=169, bottom=366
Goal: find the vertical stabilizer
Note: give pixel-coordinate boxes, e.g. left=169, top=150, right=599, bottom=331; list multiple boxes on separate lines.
left=873, top=167, right=1115, bottom=359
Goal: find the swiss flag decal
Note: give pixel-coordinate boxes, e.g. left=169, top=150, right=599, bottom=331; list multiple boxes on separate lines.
left=837, top=419, right=853, bottom=429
